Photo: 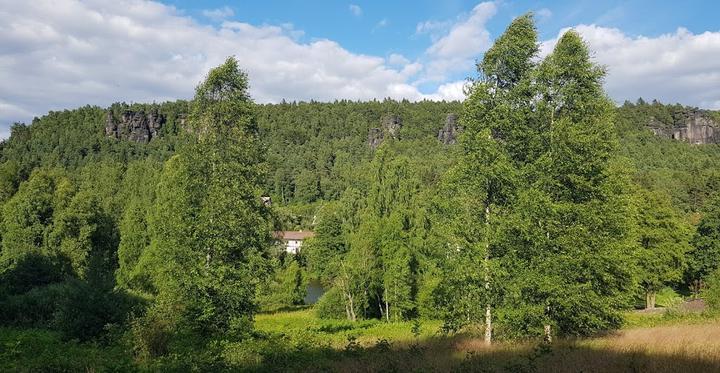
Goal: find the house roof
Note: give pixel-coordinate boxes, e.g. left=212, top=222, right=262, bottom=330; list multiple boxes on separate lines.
left=273, top=231, right=315, bottom=240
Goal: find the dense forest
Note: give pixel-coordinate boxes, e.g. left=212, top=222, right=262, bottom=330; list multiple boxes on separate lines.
left=1, top=14, right=720, bottom=371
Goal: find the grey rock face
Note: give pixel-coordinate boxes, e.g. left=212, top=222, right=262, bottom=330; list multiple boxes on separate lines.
left=382, top=114, right=402, bottom=138
left=105, top=109, right=165, bottom=143
left=368, top=114, right=403, bottom=149
left=368, top=127, right=384, bottom=149
left=649, top=110, right=718, bottom=144
left=438, top=113, right=460, bottom=145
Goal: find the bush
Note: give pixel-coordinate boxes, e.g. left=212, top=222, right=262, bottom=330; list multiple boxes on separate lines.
left=0, top=282, right=66, bottom=327
left=53, top=279, right=140, bottom=341
left=703, top=268, right=720, bottom=312
left=315, top=286, right=347, bottom=319
left=130, top=309, right=172, bottom=359
left=0, top=254, right=68, bottom=296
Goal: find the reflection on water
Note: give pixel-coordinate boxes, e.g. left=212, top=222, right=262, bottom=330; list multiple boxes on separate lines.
left=304, top=279, right=325, bottom=304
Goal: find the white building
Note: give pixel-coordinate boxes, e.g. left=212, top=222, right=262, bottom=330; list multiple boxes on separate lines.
left=273, top=230, right=315, bottom=254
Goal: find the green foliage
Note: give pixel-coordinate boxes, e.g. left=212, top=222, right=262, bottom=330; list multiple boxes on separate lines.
left=633, top=188, right=692, bottom=306
left=315, top=287, right=348, bottom=319
left=257, top=256, right=307, bottom=311
left=504, top=30, right=636, bottom=337
left=0, top=169, right=72, bottom=265
left=52, top=279, right=139, bottom=342
left=687, top=194, right=720, bottom=292
left=116, top=160, right=161, bottom=291
left=0, top=327, right=134, bottom=372
left=703, top=268, right=720, bottom=312
left=143, top=57, right=272, bottom=341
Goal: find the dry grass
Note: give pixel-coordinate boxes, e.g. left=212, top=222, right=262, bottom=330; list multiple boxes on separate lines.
left=253, top=308, right=720, bottom=372
left=311, top=322, right=720, bottom=372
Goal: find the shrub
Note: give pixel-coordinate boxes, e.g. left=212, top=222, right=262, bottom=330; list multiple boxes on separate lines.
left=0, top=282, right=66, bottom=327
left=130, top=310, right=172, bottom=359
left=315, top=286, right=347, bottom=319
left=53, top=279, right=139, bottom=341
left=703, top=268, right=720, bottom=312
left=0, top=254, right=68, bottom=296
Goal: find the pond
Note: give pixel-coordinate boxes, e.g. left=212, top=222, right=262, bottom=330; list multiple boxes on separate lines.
left=304, top=279, right=325, bottom=304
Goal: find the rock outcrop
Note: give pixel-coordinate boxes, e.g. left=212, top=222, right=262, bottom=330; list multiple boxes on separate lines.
left=368, top=128, right=384, bottom=149
left=368, top=114, right=403, bottom=149
left=105, top=109, right=165, bottom=143
left=648, top=110, right=718, bottom=144
left=438, top=113, right=460, bottom=145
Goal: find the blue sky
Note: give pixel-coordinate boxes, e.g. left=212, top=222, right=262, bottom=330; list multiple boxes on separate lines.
left=164, top=0, right=720, bottom=91
left=1, top=0, right=720, bottom=138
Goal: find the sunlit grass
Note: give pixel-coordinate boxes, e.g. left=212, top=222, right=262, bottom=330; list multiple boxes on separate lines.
left=253, top=306, right=720, bottom=372
left=255, top=308, right=443, bottom=347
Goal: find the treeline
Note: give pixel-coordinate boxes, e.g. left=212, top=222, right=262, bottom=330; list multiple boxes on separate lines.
left=0, top=13, right=719, bottom=369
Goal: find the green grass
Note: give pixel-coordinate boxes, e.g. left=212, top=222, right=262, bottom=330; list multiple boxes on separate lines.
left=255, top=308, right=443, bottom=347
left=2, top=306, right=718, bottom=372
left=656, top=286, right=685, bottom=308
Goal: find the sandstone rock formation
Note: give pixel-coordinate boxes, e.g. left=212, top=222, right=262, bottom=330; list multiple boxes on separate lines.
left=105, top=109, right=165, bottom=143
left=368, top=114, right=403, bottom=149
left=368, top=127, right=384, bottom=149
left=648, top=109, right=718, bottom=144
left=438, top=113, right=460, bottom=145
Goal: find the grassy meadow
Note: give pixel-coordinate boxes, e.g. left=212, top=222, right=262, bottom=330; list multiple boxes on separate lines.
left=2, top=298, right=719, bottom=372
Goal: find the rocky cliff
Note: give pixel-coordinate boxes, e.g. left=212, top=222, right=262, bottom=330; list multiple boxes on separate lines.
left=368, top=114, right=403, bottom=149
left=438, top=113, right=460, bottom=145
left=105, top=109, right=165, bottom=143
left=649, top=109, right=718, bottom=144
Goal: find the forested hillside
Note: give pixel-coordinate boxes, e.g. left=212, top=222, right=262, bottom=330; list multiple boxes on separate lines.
left=1, top=15, right=720, bottom=371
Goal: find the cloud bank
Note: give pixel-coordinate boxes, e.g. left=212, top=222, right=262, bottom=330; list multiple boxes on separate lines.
left=0, top=0, right=460, bottom=130
left=1, top=0, right=720, bottom=138
left=542, top=25, right=720, bottom=109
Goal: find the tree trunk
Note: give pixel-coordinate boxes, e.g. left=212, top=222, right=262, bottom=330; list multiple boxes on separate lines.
left=484, top=203, right=492, bottom=345
left=646, top=290, right=656, bottom=309
left=347, top=293, right=356, bottom=321
left=544, top=324, right=552, bottom=343
left=384, top=288, right=390, bottom=322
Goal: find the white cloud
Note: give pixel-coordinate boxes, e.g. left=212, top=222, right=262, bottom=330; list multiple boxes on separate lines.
left=541, top=25, right=720, bottom=109
left=387, top=53, right=410, bottom=66
left=426, top=2, right=496, bottom=59
left=415, top=20, right=453, bottom=40
left=419, top=1, right=497, bottom=83
left=424, top=80, right=468, bottom=101
left=0, top=0, right=465, bottom=133
left=536, top=8, right=552, bottom=22
left=202, top=6, right=234, bottom=22
left=349, top=4, right=362, bottom=17
left=373, top=18, right=388, bottom=31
